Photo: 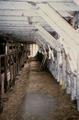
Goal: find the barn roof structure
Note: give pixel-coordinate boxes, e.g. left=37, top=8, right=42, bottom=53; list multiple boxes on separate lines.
left=0, top=0, right=79, bottom=41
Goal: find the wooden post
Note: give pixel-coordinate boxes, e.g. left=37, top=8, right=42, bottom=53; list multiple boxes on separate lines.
left=16, top=51, right=18, bottom=75
left=9, top=55, right=12, bottom=88
left=4, top=55, right=8, bottom=92
left=4, top=43, right=8, bottom=92
left=13, top=54, right=15, bottom=86
left=76, top=55, right=79, bottom=111
left=0, top=57, right=3, bottom=112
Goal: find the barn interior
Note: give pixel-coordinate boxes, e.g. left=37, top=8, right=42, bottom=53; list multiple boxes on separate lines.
left=0, top=0, right=79, bottom=120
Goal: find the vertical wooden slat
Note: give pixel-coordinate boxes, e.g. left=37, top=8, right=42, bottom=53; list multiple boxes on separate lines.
left=13, top=54, right=15, bottom=86
left=0, top=57, right=3, bottom=112
left=9, top=55, right=11, bottom=88
left=0, top=57, right=1, bottom=100
left=16, top=52, right=18, bottom=74
left=17, top=45, right=20, bottom=73
left=15, top=52, right=17, bottom=76
left=4, top=42, right=8, bottom=92
left=4, top=55, right=8, bottom=92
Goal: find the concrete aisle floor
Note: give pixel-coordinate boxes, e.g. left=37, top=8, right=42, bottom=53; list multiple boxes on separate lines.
left=0, top=61, right=79, bottom=120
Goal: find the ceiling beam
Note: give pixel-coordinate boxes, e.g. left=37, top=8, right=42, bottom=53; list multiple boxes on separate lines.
left=0, top=1, right=32, bottom=10
left=0, top=9, right=37, bottom=16
left=0, top=16, right=28, bottom=21
left=0, top=25, right=35, bottom=27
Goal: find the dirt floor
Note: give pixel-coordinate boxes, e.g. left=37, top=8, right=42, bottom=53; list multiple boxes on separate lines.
left=0, top=61, right=79, bottom=120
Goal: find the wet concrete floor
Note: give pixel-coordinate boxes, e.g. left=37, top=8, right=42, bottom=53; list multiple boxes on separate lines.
left=1, top=61, right=79, bottom=120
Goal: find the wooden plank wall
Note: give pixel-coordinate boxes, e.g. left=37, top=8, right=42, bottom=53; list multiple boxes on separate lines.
left=0, top=42, right=28, bottom=112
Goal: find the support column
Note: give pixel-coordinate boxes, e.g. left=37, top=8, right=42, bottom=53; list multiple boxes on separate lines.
left=4, top=43, right=8, bottom=92
left=62, top=50, right=67, bottom=89
left=57, top=51, right=62, bottom=83
left=0, top=57, right=3, bottom=112
left=71, top=73, right=77, bottom=101
left=76, top=56, right=79, bottom=111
